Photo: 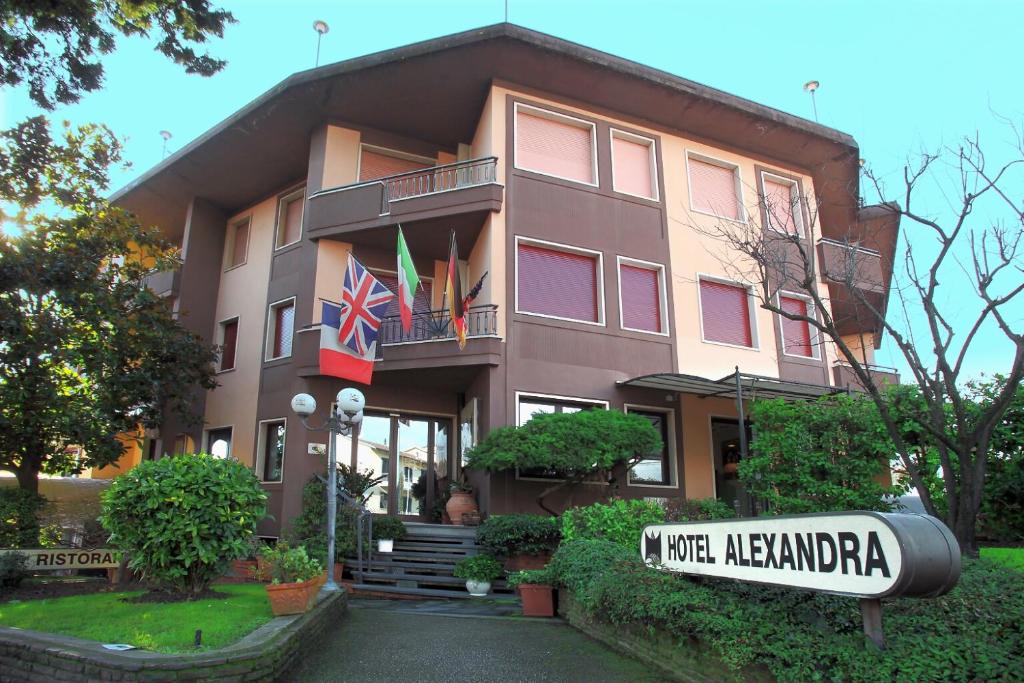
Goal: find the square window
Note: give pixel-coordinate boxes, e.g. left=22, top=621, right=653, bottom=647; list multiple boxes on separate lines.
left=515, top=105, right=596, bottom=185
left=763, top=174, right=803, bottom=236
left=618, top=260, right=664, bottom=333
left=226, top=218, right=249, bottom=268
left=276, top=190, right=304, bottom=249
left=258, top=421, right=285, bottom=483
left=688, top=154, right=742, bottom=221
left=611, top=131, right=657, bottom=199
left=779, top=294, right=817, bottom=358
left=627, top=410, right=672, bottom=486
left=699, top=279, right=755, bottom=348
left=206, top=427, right=232, bottom=459
left=219, top=318, right=238, bottom=371
left=267, top=300, right=295, bottom=360
left=517, top=240, right=602, bottom=324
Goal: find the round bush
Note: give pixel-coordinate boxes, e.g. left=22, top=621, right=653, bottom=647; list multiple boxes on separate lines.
left=100, top=453, right=267, bottom=597
left=476, top=514, right=561, bottom=556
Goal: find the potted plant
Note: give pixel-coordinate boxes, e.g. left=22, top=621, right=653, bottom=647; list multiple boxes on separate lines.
left=476, top=514, right=561, bottom=571
left=446, top=481, right=478, bottom=526
left=259, top=542, right=323, bottom=616
left=231, top=535, right=264, bottom=582
left=507, top=568, right=556, bottom=617
left=372, top=515, right=406, bottom=553
left=453, top=554, right=503, bottom=596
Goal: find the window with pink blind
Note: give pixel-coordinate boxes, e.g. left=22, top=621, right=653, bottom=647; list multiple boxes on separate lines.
left=517, top=242, right=600, bottom=323
left=228, top=220, right=249, bottom=268
left=688, top=156, right=741, bottom=220
left=359, top=149, right=432, bottom=182
left=271, top=302, right=294, bottom=358
left=372, top=271, right=433, bottom=318
left=780, top=295, right=814, bottom=357
left=620, top=263, right=662, bottom=333
left=515, top=107, right=595, bottom=184
left=277, top=192, right=304, bottom=248
left=612, top=133, right=656, bottom=199
left=699, top=279, right=753, bottom=347
left=764, top=177, right=800, bottom=235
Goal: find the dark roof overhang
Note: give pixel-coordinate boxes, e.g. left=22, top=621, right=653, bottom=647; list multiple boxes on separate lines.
left=620, top=372, right=845, bottom=401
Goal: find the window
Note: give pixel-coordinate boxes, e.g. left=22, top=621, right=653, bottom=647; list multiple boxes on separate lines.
left=611, top=130, right=657, bottom=199
left=226, top=218, right=249, bottom=269
left=403, top=466, right=414, bottom=481
left=267, top=299, right=295, bottom=360
left=275, top=189, right=304, bottom=249
left=379, top=492, right=388, bottom=511
left=762, top=174, right=802, bottom=236
left=219, top=318, right=238, bottom=371
left=699, top=278, right=755, bottom=348
left=687, top=153, right=742, bottom=221
left=779, top=294, right=817, bottom=358
left=380, top=456, right=390, bottom=477
left=618, top=258, right=665, bottom=334
left=516, top=239, right=602, bottom=324
left=515, top=104, right=596, bottom=185
left=206, top=427, right=232, bottom=459
left=371, top=270, right=433, bottom=319
left=627, top=409, right=672, bottom=486
left=359, top=146, right=433, bottom=181
left=172, top=434, right=194, bottom=455
left=258, top=420, right=286, bottom=483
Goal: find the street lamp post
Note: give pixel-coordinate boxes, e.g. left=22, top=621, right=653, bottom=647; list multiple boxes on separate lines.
left=291, top=388, right=365, bottom=592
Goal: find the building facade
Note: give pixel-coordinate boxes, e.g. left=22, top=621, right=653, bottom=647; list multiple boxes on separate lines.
left=114, top=25, right=899, bottom=538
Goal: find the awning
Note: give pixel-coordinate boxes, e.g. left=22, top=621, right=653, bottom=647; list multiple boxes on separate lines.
left=619, top=371, right=845, bottom=401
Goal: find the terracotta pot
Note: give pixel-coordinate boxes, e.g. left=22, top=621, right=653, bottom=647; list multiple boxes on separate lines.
left=446, top=492, right=478, bottom=526
left=504, top=551, right=551, bottom=572
left=316, top=562, right=345, bottom=587
left=518, top=583, right=555, bottom=617
left=265, top=577, right=319, bottom=616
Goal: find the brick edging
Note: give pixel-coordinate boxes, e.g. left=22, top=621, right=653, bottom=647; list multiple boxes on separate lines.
left=0, top=590, right=347, bottom=682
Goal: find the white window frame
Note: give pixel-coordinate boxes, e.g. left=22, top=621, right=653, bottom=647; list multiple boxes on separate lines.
left=616, top=256, right=668, bottom=336
left=204, top=425, right=234, bottom=459
left=760, top=171, right=805, bottom=237
left=695, top=273, right=760, bottom=350
left=514, top=236, right=605, bottom=327
left=609, top=128, right=659, bottom=201
left=265, top=296, right=296, bottom=361
left=514, top=392, right=610, bottom=483
left=356, top=143, right=436, bottom=181
left=685, top=150, right=747, bottom=223
left=224, top=216, right=251, bottom=271
left=777, top=290, right=821, bottom=360
left=216, top=315, right=239, bottom=373
left=255, top=418, right=287, bottom=484
left=274, top=187, right=305, bottom=250
left=624, top=404, right=677, bottom=488
left=513, top=102, right=599, bottom=188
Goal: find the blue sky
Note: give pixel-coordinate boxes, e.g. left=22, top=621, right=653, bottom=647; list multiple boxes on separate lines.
left=2, top=0, right=1021, bottom=383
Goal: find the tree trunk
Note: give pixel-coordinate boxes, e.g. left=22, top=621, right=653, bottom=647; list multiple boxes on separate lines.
left=15, top=464, right=40, bottom=495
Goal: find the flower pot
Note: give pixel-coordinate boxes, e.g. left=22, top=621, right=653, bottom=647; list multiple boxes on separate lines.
left=446, top=492, right=478, bottom=526
left=232, top=559, right=259, bottom=582
left=465, top=579, right=491, bottom=596
left=378, top=539, right=394, bottom=553
left=518, top=583, right=555, bottom=617
left=265, top=577, right=319, bottom=616
left=505, top=551, right=551, bottom=572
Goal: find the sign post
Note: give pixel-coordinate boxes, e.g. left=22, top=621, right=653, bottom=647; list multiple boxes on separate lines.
left=641, top=512, right=960, bottom=649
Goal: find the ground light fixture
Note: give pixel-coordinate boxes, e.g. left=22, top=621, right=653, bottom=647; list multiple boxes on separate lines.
left=291, top=388, right=364, bottom=592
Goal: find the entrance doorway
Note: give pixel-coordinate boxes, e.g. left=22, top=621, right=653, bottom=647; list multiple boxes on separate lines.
left=344, top=412, right=452, bottom=522
left=711, top=417, right=754, bottom=517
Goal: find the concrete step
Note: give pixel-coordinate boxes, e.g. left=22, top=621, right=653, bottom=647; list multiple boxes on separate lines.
left=392, top=541, right=477, bottom=553
left=350, top=583, right=482, bottom=599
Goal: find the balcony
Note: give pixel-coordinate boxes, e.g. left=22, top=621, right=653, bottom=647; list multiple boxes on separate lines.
left=832, top=361, right=899, bottom=392
left=817, top=238, right=886, bottom=336
left=376, top=305, right=498, bottom=356
left=305, top=157, right=503, bottom=251
left=142, top=268, right=181, bottom=298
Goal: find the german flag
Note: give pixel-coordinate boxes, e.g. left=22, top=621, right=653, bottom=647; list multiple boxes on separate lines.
left=445, top=231, right=467, bottom=349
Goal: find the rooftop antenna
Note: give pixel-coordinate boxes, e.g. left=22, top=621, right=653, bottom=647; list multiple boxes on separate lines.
left=313, top=20, right=330, bottom=67
left=803, top=80, right=820, bottom=122
left=159, top=130, right=172, bottom=159
left=505, top=0, right=509, bottom=22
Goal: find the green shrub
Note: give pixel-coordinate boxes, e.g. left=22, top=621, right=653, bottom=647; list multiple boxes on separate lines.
left=549, top=539, right=1024, bottom=681
left=372, top=515, right=406, bottom=541
left=506, top=567, right=555, bottom=588
left=0, top=551, right=28, bottom=588
left=289, top=478, right=361, bottom=562
left=100, top=453, right=267, bottom=597
left=453, top=554, right=504, bottom=582
left=258, top=541, right=322, bottom=584
left=476, top=514, right=561, bottom=556
left=0, top=488, right=45, bottom=548
left=561, top=499, right=665, bottom=551
left=663, top=497, right=736, bottom=522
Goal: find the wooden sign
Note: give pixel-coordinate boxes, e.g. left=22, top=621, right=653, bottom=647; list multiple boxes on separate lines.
left=0, top=548, right=123, bottom=570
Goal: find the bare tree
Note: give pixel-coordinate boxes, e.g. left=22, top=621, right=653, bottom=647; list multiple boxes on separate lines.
left=690, top=127, right=1024, bottom=555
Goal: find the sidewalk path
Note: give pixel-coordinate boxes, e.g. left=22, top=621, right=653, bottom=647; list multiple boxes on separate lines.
left=282, top=599, right=667, bottom=682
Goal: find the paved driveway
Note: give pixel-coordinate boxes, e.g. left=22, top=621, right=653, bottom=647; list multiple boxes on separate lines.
left=282, top=600, right=666, bottom=683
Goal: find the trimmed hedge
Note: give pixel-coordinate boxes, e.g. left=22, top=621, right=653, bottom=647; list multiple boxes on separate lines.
left=549, top=539, right=1024, bottom=681
left=476, top=514, right=561, bottom=556
left=561, top=499, right=665, bottom=551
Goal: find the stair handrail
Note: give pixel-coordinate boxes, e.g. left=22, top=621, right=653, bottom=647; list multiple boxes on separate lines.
left=314, top=472, right=374, bottom=583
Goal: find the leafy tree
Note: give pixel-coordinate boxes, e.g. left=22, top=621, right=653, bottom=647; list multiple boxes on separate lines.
left=740, top=395, right=906, bottom=513
left=0, top=117, right=217, bottom=493
left=1, top=0, right=234, bottom=110
left=465, top=409, right=661, bottom=516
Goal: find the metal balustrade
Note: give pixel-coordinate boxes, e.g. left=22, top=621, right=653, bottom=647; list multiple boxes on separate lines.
left=380, top=157, right=498, bottom=214
left=375, top=305, right=498, bottom=357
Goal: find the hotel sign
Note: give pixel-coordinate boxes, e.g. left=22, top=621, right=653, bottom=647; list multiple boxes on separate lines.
left=641, top=512, right=960, bottom=599
left=0, top=548, right=124, bottom=570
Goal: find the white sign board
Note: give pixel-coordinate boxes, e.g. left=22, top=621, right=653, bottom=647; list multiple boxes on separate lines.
left=0, top=548, right=124, bottom=570
left=642, top=513, right=905, bottom=598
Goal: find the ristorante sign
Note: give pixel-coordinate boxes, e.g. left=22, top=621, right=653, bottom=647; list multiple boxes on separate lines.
left=0, top=548, right=123, bottom=570
left=641, top=512, right=960, bottom=599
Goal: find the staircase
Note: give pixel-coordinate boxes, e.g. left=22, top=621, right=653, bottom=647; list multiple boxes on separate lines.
left=348, top=522, right=509, bottom=599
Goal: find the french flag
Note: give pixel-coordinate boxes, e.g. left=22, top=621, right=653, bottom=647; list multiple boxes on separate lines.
left=319, top=301, right=375, bottom=384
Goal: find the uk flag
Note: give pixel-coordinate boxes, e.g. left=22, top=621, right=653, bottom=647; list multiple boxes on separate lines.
left=338, top=254, right=395, bottom=355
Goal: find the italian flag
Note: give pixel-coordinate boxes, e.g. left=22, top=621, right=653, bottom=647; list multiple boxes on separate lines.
left=396, top=226, right=420, bottom=333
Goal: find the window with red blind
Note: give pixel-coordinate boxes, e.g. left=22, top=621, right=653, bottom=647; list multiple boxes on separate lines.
left=276, top=191, right=304, bottom=248
left=359, top=148, right=433, bottom=182
left=517, top=241, right=601, bottom=323
left=228, top=219, right=249, bottom=268
left=372, top=271, right=433, bottom=318
left=763, top=176, right=800, bottom=235
left=779, top=295, right=815, bottom=357
left=688, top=155, right=741, bottom=221
left=619, top=262, right=663, bottom=333
left=270, top=302, right=294, bottom=358
left=612, top=132, right=656, bottom=199
left=515, top=106, right=595, bottom=184
left=699, top=279, right=754, bottom=347
left=220, top=319, right=238, bottom=371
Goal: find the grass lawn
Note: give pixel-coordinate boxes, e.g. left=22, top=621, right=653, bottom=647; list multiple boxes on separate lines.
left=0, top=584, right=273, bottom=653
left=981, top=546, right=1024, bottom=571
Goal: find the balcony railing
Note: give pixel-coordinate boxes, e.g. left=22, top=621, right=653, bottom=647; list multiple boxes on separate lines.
left=832, top=360, right=900, bottom=390
left=380, top=157, right=497, bottom=214
left=376, top=305, right=498, bottom=357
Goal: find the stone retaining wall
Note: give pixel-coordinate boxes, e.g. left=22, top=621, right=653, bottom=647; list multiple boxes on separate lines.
left=0, top=590, right=346, bottom=682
